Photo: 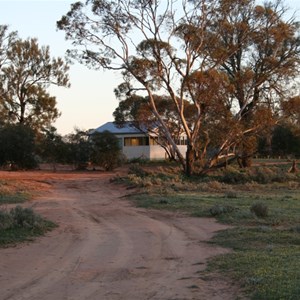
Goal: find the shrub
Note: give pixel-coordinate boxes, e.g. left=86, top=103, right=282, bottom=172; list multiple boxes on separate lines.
left=0, top=206, right=45, bottom=230
left=0, top=206, right=56, bottom=247
left=0, top=124, right=37, bottom=169
left=0, top=210, right=14, bottom=230
left=224, top=191, right=238, bottom=198
left=250, top=202, right=269, bottom=218
left=221, top=168, right=249, bottom=184
left=209, top=204, right=235, bottom=216
left=249, top=167, right=275, bottom=184
left=10, top=206, right=43, bottom=228
left=90, top=131, right=124, bottom=171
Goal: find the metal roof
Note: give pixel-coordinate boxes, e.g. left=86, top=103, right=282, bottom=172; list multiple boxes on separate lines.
left=92, top=122, right=145, bottom=135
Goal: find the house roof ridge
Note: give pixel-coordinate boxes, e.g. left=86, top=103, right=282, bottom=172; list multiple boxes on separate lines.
left=92, top=121, right=145, bottom=134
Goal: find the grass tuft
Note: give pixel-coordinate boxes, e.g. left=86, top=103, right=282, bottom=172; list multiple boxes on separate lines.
left=0, top=206, right=56, bottom=247
left=250, top=202, right=269, bottom=218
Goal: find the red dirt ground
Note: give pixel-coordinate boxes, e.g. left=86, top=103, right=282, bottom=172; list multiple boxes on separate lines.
left=0, top=170, right=240, bottom=300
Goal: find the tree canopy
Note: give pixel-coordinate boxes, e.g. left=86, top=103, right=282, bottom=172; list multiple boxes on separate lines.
left=0, top=124, right=37, bottom=169
left=0, top=25, right=70, bottom=132
left=90, top=131, right=123, bottom=171
left=58, top=0, right=300, bottom=175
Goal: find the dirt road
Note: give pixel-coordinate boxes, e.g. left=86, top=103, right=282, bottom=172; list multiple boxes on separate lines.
left=0, top=171, right=238, bottom=300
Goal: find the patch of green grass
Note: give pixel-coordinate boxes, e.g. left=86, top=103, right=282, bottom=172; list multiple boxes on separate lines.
left=209, top=226, right=300, bottom=251
left=208, top=247, right=300, bottom=300
left=0, top=179, right=31, bottom=204
left=0, top=206, right=57, bottom=247
left=132, top=191, right=300, bottom=226
left=128, top=171, right=300, bottom=299
left=0, top=221, right=56, bottom=247
left=0, top=192, right=30, bottom=204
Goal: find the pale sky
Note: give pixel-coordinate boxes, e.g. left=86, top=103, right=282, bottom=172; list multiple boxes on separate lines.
left=0, top=0, right=299, bottom=135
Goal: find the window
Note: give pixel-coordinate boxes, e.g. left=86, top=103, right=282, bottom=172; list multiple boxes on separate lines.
left=124, top=137, right=149, bottom=146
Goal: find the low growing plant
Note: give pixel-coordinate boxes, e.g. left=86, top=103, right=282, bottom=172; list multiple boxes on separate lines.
left=250, top=202, right=269, bottom=218
left=209, top=204, right=236, bottom=216
left=0, top=206, right=56, bottom=247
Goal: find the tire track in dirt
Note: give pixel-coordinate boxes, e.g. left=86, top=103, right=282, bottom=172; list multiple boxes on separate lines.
left=0, top=172, right=239, bottom=300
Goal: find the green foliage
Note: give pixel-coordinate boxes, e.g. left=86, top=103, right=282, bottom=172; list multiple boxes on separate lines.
left=0, top=210, right=13, bottom=230
left=10, top=206, right=42, bottom=228
left=58, top=0, right=300, bottom=175
left=0, top=193, right=29, bottom=205
left=250, top=202, right=269, bottom=218
left=66, top=129, right=90, bottom=170
left=221, top=167, right=249, bottom=184
left=37, top=127, right=71, bottom=166
left=90, top=131, right=123, bottom=171
left=0, top=124, right=37, bottom=169
left=0, top=206, right=56, bottom=246
left=220, top=166, right=297, bottom=184
left=272, top=125, right=300, bottom=157
left=0, top=30, right=69, bottom=132
left=209, top=204, right=236, bottom=216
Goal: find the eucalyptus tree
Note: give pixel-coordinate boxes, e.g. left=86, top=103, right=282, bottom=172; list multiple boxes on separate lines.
left=0, top=124, right=37, bottom=169
left=58, top=0, right=229, bottom=175
left=90, top=131, right=122, bottom=171
left=0, top=31, right=70, bottom=132
left=0, top=25, right=17, bottom=69
left=0, top=25, right=17, bottom=126
left=113, top=92, right=196, bottom=160
left=58, top=0, right=300, bottom=175
left=206, top=0, right=300, bottom=166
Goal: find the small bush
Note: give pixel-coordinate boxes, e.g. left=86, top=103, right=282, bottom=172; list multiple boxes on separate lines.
left=250, top=167, right=273, bottom=184
left=0, top=206, right=51, bottom=230
left=250, top=202, right=269, bottom=218
left=0, top=210, right=14, bottom=230
left=10, top=206, right=43, bottom=228
left=209, top=204, right=235, bottom=216
left=224, top=191, right=238, bottom=198
left=221, top=168, right=249, bottom=184
left=90, top=131, right=124, bottom=171
left=0, top=206, right=56, bottom=247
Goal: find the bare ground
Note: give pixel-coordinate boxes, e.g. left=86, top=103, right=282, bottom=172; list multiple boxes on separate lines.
left=0, top=171, right=240, bottom=300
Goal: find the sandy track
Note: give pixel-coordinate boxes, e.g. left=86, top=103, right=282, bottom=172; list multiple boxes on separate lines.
left=0, top=171, right=238, bottom=300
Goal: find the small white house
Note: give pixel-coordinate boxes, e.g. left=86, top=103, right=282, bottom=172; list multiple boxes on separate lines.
left=92, top=122, right=187, bottom=160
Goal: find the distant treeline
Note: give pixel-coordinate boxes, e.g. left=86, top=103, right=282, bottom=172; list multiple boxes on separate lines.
left=0, top=123, right=299, bottom=171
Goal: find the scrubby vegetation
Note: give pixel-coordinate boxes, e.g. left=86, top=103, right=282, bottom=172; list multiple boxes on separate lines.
left=0, top=179, right=56, bottom=247
left=116, top=160, right=300, bottom=299
left=0, top=206, right=56, bottom=247
left=0, top=179, right=30, bottom=204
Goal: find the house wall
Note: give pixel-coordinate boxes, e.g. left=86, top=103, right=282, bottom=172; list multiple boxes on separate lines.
left=149, top=145, right=168, bottom=160
left=177, top=145, right=187, bottom=157
left=123, top=145, right=151, bottom=160
left=115, top=133, right=187, bottom=160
